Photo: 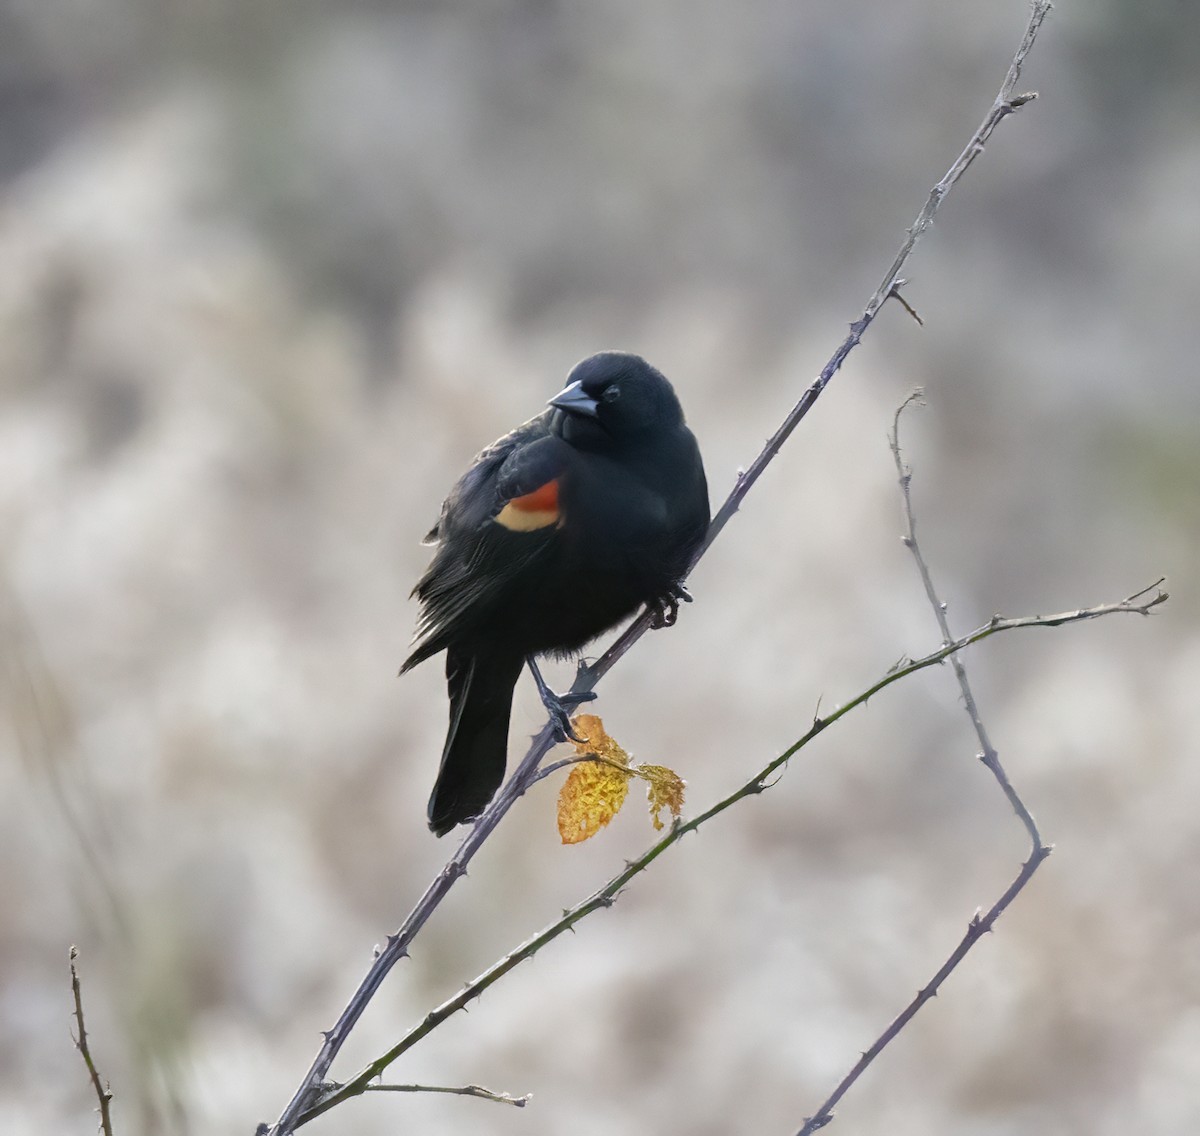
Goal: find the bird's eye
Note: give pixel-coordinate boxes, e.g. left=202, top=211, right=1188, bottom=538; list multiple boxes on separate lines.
left=601, top=386, right=621, bottom=403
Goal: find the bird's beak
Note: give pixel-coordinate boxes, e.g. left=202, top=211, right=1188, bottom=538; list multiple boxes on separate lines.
left=548, top=380, right=599, bottom=419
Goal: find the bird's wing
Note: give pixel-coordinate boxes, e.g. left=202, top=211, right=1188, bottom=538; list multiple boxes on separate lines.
left=421, top=411, right=550, bottom=540
left=403, top=416, right=570, bottom=668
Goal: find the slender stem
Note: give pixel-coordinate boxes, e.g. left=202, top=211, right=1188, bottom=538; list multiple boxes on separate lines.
left=890, top=393, right=1043, bottom=848
left=361, top=1083, right=529, bottom=1108
left=530, top=753, right=637, bottom=787
left=793, top=374, right=1066, bottom=1135
left=70, top=947, right=115, bottom=1136
left=795, top=849, right=1048, bottom=1134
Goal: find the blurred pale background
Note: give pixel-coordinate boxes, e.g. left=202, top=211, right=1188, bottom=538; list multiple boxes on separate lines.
left=2, top=2, right=1198, bottom=1133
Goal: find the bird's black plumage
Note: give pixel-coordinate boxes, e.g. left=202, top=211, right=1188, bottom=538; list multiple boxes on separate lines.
left=403, top=352, right=709, bottom=835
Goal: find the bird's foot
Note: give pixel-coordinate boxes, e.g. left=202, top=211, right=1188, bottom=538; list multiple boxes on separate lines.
left=526, top=657, right=597, bottom=743
left=649, top=582, right=693, bottom=629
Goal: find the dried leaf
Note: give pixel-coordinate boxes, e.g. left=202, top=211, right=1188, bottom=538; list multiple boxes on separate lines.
left=569, top=714, right=629, bottom=765
left=557, top=715, right=685, bottom=842
left=557, top=759, right=631, bottom=844
left=637, top=764, right=686, bottom=830
left=557, top=714, right=632, bottom=844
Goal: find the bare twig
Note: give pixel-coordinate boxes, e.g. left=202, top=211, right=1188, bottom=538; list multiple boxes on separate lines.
left=890, top=392, right=1044, bottom=847
left=295, top=580, right=1165, bottom=1127
left=795, top=853, right=1045, bottom=1134
left=362, top=1082, right=529, bottom=1107
left=793, top=381, right=1060, bottom=1134
left=888, top=281, right=925, bottom=326
left=70, top=947, right=115, bottom=1136
left=266, top=5, right=1054, bottom=1132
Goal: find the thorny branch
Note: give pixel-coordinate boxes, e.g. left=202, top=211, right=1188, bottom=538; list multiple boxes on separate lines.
left=792, top=384, right=1058, bottom=1135
left=70, top=947, right=115, bottom=1136
left=890, top=392, right=1043, bottom=847
left=267, top=3, right=1055, bottom=1132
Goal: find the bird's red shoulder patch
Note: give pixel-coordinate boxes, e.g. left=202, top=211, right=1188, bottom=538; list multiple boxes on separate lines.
left=494, top=479, right=561, bottom=532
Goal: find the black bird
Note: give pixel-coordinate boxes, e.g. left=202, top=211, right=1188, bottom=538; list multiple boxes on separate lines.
left=402, top=351, right=710, bottom=836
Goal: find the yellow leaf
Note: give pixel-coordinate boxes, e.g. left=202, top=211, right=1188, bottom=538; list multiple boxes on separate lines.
left=637, top=764, right=686, bottom=830
left=557, top=715, right=684, bottom=842
left=557, top=758, right=631, bottom=844
left=557, top=714, right=633, bottom=844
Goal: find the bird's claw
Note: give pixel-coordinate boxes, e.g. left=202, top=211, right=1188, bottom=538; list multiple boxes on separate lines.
left=649, top=583, right=693, bottom=629
left=548, top=690, right=598, bottom=744
left=526, top=657, right=597, bottom=743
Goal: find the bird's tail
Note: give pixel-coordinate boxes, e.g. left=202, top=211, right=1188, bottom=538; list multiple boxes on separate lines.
left=427, top=648, right=524, bottom=836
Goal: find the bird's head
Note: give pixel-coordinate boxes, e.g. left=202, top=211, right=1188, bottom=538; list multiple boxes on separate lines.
left=548, top=352, right=684, bottom=449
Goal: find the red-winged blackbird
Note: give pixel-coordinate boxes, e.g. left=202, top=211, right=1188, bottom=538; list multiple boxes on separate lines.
left=402, top=352, right=710, bottom=836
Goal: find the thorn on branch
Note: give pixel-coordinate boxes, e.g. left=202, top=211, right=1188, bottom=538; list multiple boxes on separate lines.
left=379, top=934, right=410, bottom=961
left=887, top=280, right=925, bottom=326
